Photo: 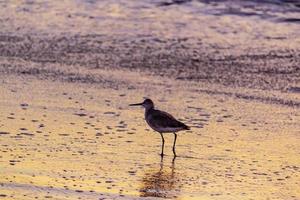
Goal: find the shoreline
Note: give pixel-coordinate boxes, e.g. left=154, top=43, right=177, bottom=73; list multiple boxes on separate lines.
left=1, top=32, right=299, bottom=93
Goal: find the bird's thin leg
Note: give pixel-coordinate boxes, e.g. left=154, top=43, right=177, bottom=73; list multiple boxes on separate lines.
left=159, top=132, right=165, bottom=157
left=172, top=154, right=176, bottom=163
left=172, top=133, right=177, bottom=157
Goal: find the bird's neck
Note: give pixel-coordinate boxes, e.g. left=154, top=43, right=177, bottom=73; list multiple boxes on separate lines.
left=145, top=106, right=154, bottom=116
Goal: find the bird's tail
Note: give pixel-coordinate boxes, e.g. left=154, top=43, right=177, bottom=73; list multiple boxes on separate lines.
left=184, top=124, right=190, bottom=130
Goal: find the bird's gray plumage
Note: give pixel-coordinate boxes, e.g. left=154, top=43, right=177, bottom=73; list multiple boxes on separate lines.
left=146, top=109, right=189, bottom=133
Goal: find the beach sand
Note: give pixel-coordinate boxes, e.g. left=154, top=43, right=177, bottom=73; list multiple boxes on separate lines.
left=0, top=67, right=299, bottom=199
left=0, top=0, right=300, bottom=199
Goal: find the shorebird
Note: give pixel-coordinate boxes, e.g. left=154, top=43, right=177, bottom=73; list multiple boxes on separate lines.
left=130, top=99, right=190, bottom=157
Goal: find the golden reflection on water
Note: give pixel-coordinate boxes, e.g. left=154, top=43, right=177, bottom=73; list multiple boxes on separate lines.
left=0, top=71, right=299, bottom=199
left=139, top=157, right=181, bottom=199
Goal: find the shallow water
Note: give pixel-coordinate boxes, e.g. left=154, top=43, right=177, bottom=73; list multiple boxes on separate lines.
left=0, top=0, right=299, bottom=91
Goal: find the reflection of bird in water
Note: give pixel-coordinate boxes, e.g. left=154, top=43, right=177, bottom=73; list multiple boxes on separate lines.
left=139, top=157, right=181, bottom=198
left=130, top=99, right=190, bottom=157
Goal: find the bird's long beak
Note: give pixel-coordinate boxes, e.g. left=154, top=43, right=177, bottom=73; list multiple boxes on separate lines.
left=129, top=102, right=143, bottom=106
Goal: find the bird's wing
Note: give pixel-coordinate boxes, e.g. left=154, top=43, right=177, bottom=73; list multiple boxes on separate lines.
left=148, top=109, right=188, bottom=129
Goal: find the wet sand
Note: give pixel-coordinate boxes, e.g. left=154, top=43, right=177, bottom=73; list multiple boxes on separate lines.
left=0, top=69, right=299, bottom=199
left=1, top=0, right=300, bottom=199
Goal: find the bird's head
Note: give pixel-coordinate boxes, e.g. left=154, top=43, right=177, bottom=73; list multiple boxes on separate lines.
left=130, top=98, right=154, bottom=109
